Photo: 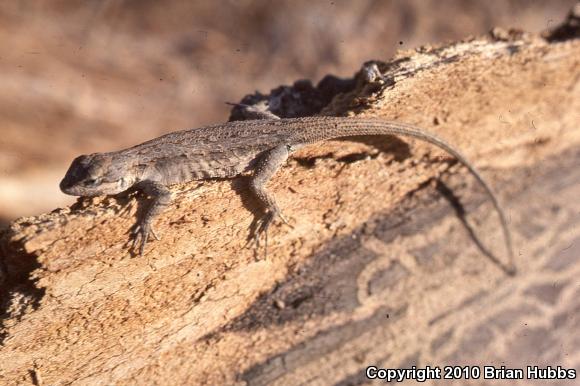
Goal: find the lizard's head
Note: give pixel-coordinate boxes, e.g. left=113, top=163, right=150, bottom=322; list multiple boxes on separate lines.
left=60, top=153, right=133, bottom=196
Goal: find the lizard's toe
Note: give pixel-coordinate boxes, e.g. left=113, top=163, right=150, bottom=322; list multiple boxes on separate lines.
left=149, top=226, right=161, bottom=241
left=278, top=212, right=293, bottom=229
left=246, top=212, right=273, bottom=249
left=246, top=209, right=292, bottom=258
left=130, top=222, right=159, bottom=256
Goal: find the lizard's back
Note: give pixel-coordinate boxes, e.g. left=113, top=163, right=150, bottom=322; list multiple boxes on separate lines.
left=109, top=116, right=434, bottom=181
left=116, top=119, right=300, bottom=180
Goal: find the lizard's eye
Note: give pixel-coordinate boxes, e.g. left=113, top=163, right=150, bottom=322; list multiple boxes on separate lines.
left=83, top=178, right=100, bottom=187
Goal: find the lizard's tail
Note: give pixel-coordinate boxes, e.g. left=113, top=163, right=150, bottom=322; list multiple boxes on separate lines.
left=299, top=118, right=515, bottom=274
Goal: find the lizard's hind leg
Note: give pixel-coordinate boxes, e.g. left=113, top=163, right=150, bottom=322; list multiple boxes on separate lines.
left=247, top=144, right=293, bottom=256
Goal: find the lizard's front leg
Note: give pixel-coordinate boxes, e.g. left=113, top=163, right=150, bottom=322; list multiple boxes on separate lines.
left=228, top=102, right=281, bottom=120
left=132, top=180, right=172, bottom=255
left=249, top=144, right=293, bottom=253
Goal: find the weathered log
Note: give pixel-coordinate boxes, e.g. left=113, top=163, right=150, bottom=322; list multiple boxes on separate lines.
left=1, top=21, right=579, bottom=385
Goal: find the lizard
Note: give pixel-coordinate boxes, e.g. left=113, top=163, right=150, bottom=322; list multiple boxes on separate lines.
left=60, top=115, right=515, bottom=273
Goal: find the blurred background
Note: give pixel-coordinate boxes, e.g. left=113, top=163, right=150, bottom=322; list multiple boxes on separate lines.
left=0, top=0, right=575, bottom=224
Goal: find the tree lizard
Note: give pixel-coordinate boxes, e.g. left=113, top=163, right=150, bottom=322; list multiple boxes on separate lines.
left=60, top=115, right=514, bottom=273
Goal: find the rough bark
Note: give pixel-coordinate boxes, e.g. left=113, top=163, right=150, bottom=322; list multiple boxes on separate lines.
left=1, top=22, right=579, bottom=385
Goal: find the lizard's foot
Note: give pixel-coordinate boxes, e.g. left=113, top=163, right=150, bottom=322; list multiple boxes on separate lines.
left=131, top=221, right=160, bottom=256
left=226, top=101, right=280, bottom=120
left=246, top=210, right=293, bottom=257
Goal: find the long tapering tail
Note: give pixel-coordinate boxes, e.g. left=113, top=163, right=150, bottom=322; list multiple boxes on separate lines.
left=290, top=117, right=514, bottom=274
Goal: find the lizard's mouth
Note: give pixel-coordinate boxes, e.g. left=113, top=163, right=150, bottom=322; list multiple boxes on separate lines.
left=59, top=178, right=80, bottom=196
left=59, top=175, right=93, bottom=196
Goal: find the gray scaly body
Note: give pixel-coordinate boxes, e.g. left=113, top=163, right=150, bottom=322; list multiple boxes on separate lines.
left=60, top=116, right=514, bottom=273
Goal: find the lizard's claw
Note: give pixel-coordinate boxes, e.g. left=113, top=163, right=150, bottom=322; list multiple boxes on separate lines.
left=246, top=211, right=274, bottom=253
left=149, top=226, right=161, bottom=241
left=246, top=210, right=292, bottom=258
left=278, top=212, right=293, bottom=229
left=131, top=221, right=159, bottom=256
